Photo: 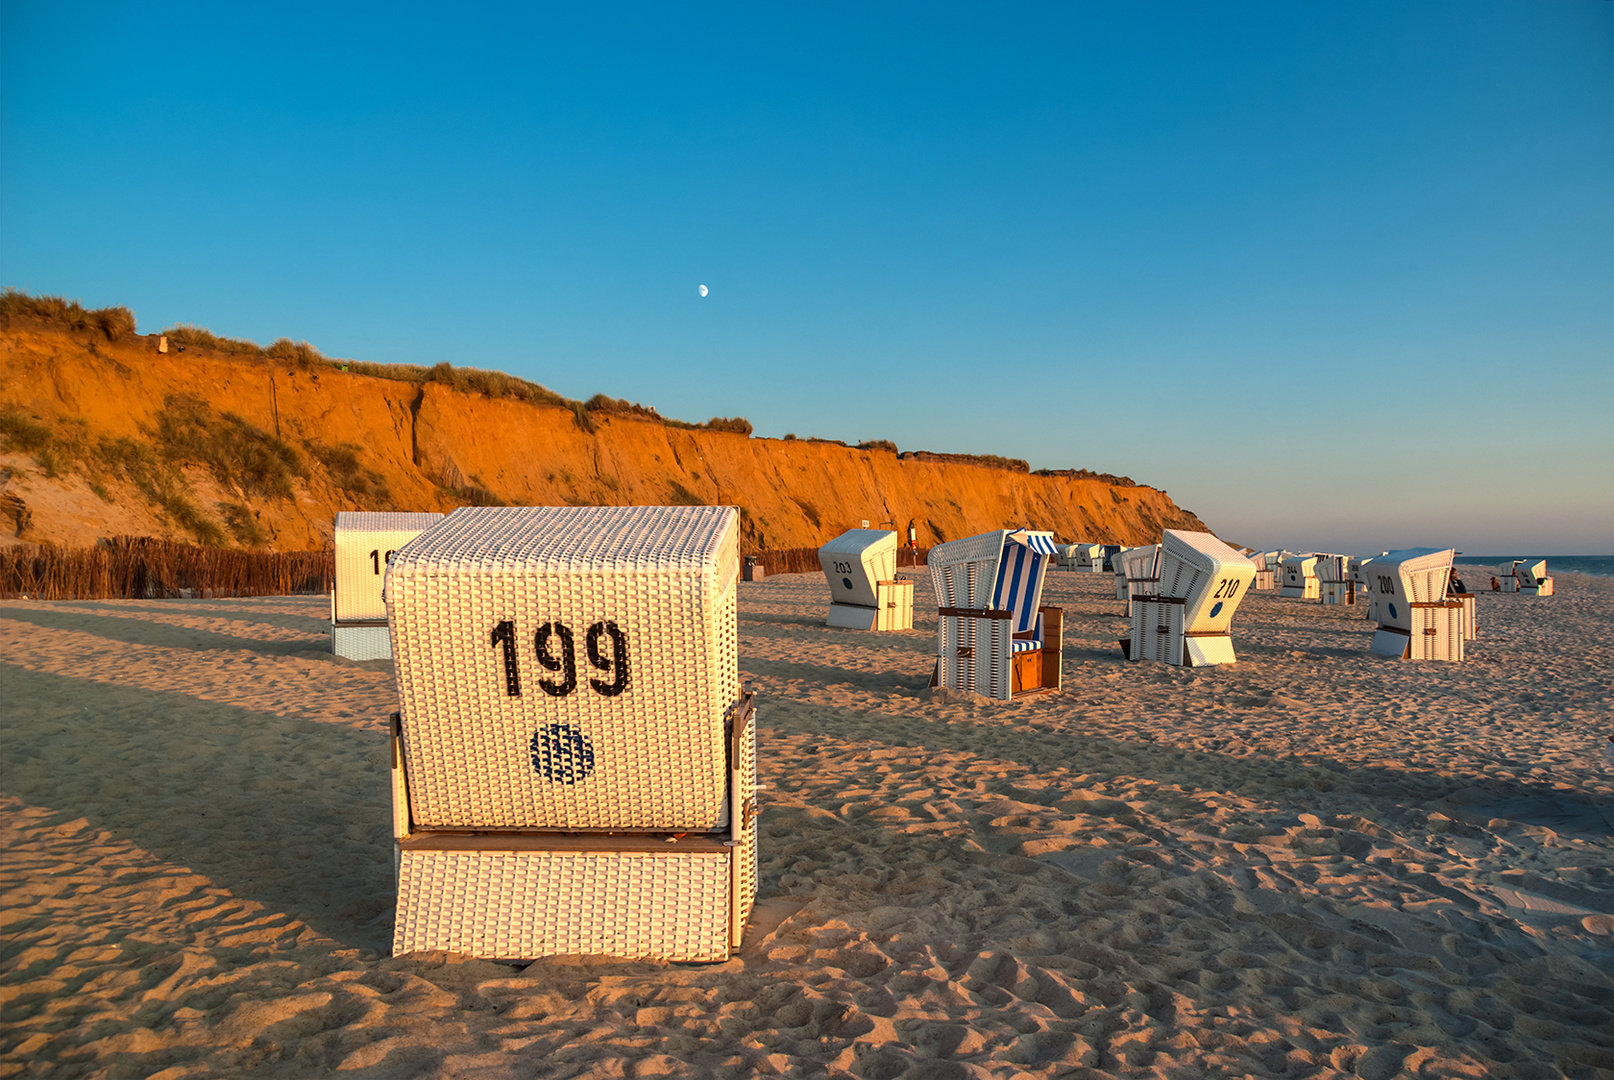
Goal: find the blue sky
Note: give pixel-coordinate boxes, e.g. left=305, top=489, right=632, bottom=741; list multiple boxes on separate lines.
left=3, top=1, right=1610, bottom=553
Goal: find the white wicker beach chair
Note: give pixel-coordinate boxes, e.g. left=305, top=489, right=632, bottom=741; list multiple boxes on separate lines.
left=929, top=529, right=1062, bottom=700
left=1514, top=559, right=1554, bottom=597
left=1315, top=555, right=1355, bottom=605
left=819, top=529, right=912, bottom=630
left=1116, top=544, right=1162, bottom=616
left=1069, top=543, right=1106, bottom=572
left=1126, top=530, right=1255, bottom=667
left=331, top=512, right=445, bottom=660
left=385, top=505, right=756, bottom=962
left=1365, top=547, right=1463, bottom=661
left=1279, top=555, right=1320, bottom=600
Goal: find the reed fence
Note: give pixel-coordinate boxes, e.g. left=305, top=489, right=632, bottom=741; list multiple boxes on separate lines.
left=756, top=546, right=928, bottom=576
left=0, top=538, right=927, bottom=601
left=0, top=538, right=333, bottom=600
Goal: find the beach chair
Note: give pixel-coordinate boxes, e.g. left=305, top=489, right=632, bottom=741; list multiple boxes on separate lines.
left=331, top=512, right=444, bottom=660
left=1060, top=543, right=1105, bottom=572
left=1514, top=560, right=1555, bottom=597
left=1315, top=555, right=1354, bottom=605
left=1125, top=530, right=1255, bottom=666
left=929, top=529, right=1062, bottom=700
left=1116, top=544, right=1162, bottom=616
left=1279, top=555, right=1320, bottom=599
left=1098, top=544, right=1123, bottom=573
left=819, top=529, right=912, bottom=630
left=1111, top=548, right=1132, bottom=601
left=1497, top=560, right=1523, bottom=593
left=385, top=505, right=757, bottom=962
left=1366, top=547, right=1463, bottom=661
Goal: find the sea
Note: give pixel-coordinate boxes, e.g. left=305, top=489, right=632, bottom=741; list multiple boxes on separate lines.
left=1454, top=555, right=1614, bottom=579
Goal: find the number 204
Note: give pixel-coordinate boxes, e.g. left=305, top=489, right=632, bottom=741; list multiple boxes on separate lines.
left=489, top=620, right=630, bottom=699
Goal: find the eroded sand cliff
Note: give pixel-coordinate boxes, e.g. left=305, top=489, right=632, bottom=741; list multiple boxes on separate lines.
left=0, top=324, right=1207, bottom=551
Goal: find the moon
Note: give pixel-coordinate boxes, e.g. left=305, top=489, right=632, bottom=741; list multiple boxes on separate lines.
left=698, top=284, right=708, bottom=297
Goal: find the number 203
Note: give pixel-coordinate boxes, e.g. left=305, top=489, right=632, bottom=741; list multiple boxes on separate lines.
left=489, top=620, right=630, bottom=699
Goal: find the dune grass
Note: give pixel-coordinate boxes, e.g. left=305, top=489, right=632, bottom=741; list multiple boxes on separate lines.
left=0, top=289, right=137, bottom=341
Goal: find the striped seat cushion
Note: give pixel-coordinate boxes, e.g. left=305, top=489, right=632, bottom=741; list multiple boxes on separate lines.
left=1010, top=611, right=1045, bottom=652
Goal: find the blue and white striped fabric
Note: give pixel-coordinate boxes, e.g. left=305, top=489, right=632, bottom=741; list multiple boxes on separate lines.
left=993, top=531, right=1055, bottom=635
left=1011, top=612, right=1044, bottom=652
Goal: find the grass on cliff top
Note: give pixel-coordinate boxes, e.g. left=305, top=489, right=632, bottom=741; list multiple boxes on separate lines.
left=0, top=396, right=399, bottom=547
left=4, top=290, right=1127, bottom=477
left=1, top=289, right=136, bottom=341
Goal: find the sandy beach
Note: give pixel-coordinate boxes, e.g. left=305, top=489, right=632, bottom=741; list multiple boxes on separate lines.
left=2, top=566, right=1611, bottom=1079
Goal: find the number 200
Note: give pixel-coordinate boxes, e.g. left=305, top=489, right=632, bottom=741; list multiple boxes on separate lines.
left=489, top=620, right=630, bottom=699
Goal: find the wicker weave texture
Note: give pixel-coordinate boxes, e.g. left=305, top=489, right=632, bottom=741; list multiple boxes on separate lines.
left=1131, top=600, right=1183, bottom=665
left=388, top=506, right=740, bottom=831
left=334, top=512, right=445, bottom=622
left=927, top=532, right=1005, bottom=609
left=394, top=847, right=734, bottom=961
left=333, top=624, right=393, bottom=661
left=938, top=613, right=1011, bottom=698
left=1411, top=605, right=1465, bottom=662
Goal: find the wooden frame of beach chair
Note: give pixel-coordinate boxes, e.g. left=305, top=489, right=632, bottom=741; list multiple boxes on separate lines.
left=331, top=511, right=445, bottom=660
left=389, top=697, right=757, bottom=963
left=819, top=529, right=913, bottom=630
left=1125, top=530, right=1255, bottom=667
left=1366, top=548, right=1463, bottom=661
left=384, top=505, right=756, bottom=961
left=929, top=529, right=1062, bottom=700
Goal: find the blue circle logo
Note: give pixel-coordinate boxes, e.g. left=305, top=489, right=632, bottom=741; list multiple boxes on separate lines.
left=1210, top=601, right=1223, bottom=618
left=1388, top=602, right=1398, bottom=621
left=842, top=577, right=854, bottom=591
left=530, top=724, right=595, bottom=785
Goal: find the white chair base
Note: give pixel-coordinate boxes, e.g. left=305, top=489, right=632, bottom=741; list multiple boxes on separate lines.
left=1279, top=581, right=1319, bottom=600
left=333, top=623, right=391, bottom=661
left=935, top=606, right=1061, bottom=699
left=1370, top=604, right=1464, bottom=661
left=1520, top=579, right=1554, bottom=597
left=1253, top=570, right=1275, bottom=591
left=1498, top=578, right=1519, bottom=593
left=1319, top=582, right=1355, bottom=605
left=390, top=694, right=758, bottom=963
left=393, top=824, right=757, bottom=963
left=1127, top=599, right=1238, bottom=667
left=826, top=581, right=913, bottom=630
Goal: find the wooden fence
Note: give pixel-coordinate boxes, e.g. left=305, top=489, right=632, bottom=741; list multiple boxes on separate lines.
left=0, top=538, right=927, bottom=600
left=756, top=546, right=928, bottom=576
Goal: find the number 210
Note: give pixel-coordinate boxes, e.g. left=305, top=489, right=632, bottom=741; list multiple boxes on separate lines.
left=489, top=620, right=630, bottom=699
left=1212, top=578, right=1242, bottom=599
